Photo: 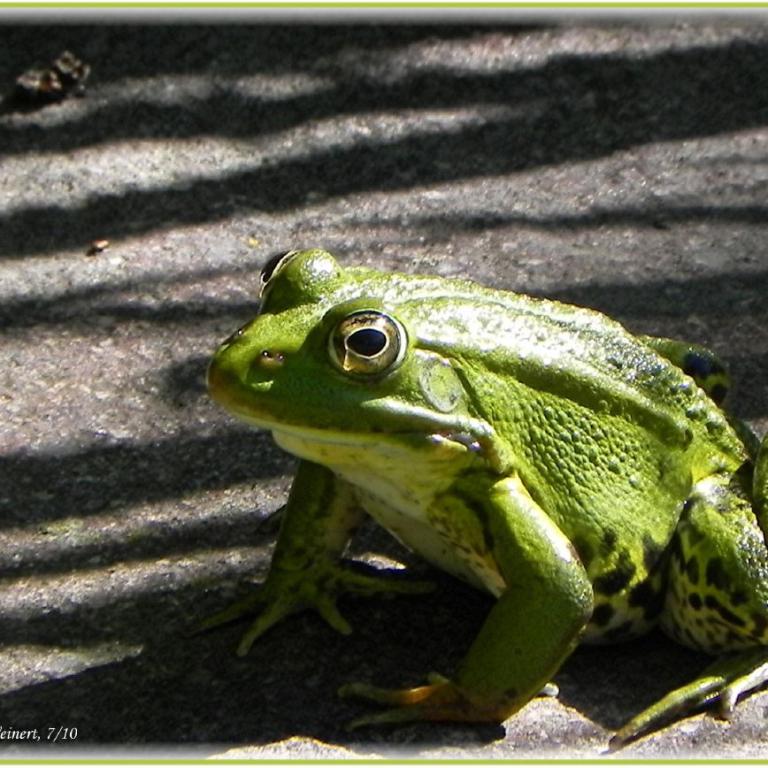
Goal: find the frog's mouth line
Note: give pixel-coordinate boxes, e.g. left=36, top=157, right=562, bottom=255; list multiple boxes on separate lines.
left=227, top=407, right=489, bottom=452
left=208, top=356, right=495, bottom=452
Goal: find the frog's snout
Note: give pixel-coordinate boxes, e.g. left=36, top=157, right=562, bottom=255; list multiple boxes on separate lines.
left=207, top=343, right=285, bottom=415
left=206, top=355, right=235, bottom=404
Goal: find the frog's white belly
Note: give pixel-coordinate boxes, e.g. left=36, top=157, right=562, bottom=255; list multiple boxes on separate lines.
left=273, top=428, right=506, bottom=596
left=351, top=481, right=506, bottom=597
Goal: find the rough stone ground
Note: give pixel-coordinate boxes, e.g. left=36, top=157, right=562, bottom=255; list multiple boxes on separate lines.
left=1, top=19, right=768, bottom=760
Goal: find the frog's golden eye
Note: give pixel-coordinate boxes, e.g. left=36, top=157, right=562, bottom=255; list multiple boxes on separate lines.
left=259, top=250, right=299, bottom=298
left=329, top=310, right=407, bottom=377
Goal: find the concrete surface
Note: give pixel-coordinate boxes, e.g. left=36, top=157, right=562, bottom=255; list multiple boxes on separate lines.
left=1, top=19, right=768, bottom=759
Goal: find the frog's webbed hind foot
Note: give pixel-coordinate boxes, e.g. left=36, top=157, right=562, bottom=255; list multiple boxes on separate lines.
left=192, top=561, right=435, bottom=656
left=610, top=647, right=768, bottom=750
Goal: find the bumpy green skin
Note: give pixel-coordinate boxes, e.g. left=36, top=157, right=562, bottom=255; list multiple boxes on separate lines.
left=206, top=249, right=768, bottom=745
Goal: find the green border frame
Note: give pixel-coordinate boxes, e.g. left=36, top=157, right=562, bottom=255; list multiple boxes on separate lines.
left=1, top=6, right=767, bottom=765
left=1, top=2, right=768, bottom=8
left=7, top=762, right=768, bottom=766
left=4, top=759, right=768, bottom=765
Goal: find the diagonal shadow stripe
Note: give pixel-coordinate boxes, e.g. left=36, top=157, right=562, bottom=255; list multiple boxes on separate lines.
left=2, top=262, right=765, bottom=331
left=0, top=426, right=287, bottom=529
left=2, top=33, right=768, bottom=158
left=3, top=37, right=768, bottom=259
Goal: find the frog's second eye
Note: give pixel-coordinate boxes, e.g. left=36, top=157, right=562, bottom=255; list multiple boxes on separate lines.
left=329, top=311, right=407, bottom=377
left=259, top=250, right=298, bottom=297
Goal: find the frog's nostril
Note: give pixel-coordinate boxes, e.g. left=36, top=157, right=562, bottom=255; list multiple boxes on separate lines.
left=258, top=349, right=286, bottom=370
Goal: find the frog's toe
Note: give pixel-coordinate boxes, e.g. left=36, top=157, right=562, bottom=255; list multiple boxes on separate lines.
left=312, top=592, right=353, bottom=636
left=340, top=676, right=443, bottom=708
left=539, top=681, right=559, bottom=698
left=610, top=647, right=768, bottom=749
left=339, top=675, right=509, bottom=727
left=609, top=677, right=720, bottom=750
left=236, top=596, right=300, bottom=656
left=191, top=591, right=265, bottom=635
left=715, top=651, right=768, bottom=719
left=345, top=706, right=434, bottom=731
left=339, top=563, right=436, bottom=598
left=235, top=578, right=361, bottom=655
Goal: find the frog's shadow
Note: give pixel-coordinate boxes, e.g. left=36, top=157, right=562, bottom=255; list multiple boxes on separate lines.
left=323, top=570, right=711, bottom=750
left=0, top=545, right=725, bottom=755
left=236, top=517, right=711, bottom=750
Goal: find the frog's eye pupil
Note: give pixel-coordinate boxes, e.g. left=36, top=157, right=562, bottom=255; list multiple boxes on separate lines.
left=329, top=310, right=407, bottom=377
left=347, top=328, right=388, bottom=357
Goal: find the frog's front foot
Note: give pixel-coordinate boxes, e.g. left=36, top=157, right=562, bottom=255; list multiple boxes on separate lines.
left=197, top=562, right=434, bottom=657
left=610, top=647, right=768, bottom=749
left=340, top=673, right=512, bottom=728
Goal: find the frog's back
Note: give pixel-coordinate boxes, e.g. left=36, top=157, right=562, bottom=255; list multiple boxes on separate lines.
left=356, top=267, right=743, bottom=467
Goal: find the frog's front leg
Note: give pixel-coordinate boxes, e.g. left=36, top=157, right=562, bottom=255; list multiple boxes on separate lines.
left=200, top=460, right=434, bottom=656
left=340, top=473, right=593, bottom=726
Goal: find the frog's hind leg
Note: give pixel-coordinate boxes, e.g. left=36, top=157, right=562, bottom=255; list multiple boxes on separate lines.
left=613, top=467, right=768, bottom=747
left=612, top=646, right=768, bottom=748
left=755, top=432, right=768, bottom=544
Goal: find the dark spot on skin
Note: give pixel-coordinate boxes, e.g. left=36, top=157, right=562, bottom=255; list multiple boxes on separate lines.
left=686, top=556, right=700, bottom=585
left=668, top=533, right=684, bottom=565
left=603, top=620, right=635, bottom=642
left=601, top=529, right=618, bottom=555
left=705, top=595, right=746, bottom=627
left=642, top=534, right=665, bottom=572
left=682, top=353, right=707, bottom=378
left=628, top=580, right=664, bottom=620
left=689, top=592, right=703, bottom=610
left=706, top=558, right=730, bottom=591
left=710, top=384, right=728, bottom=405
left=590, top=603, right=615, bottom=627
left=752, top=612, right=768, bottom=638
left=594, top=551, right=636, bottom=596
left=731, top=589, right=748, bottom=606
left=682, top=352, right=725, bottom=380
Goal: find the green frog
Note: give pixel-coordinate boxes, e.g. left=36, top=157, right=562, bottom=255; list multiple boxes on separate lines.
left=205, top=248, right=768, bottom=746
